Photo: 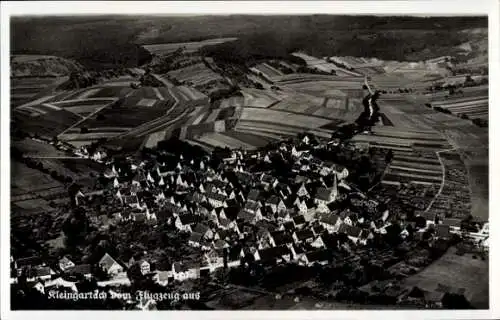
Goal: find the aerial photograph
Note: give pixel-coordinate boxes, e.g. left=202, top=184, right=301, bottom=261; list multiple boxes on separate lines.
left=8, top=14, right=489, bottom=310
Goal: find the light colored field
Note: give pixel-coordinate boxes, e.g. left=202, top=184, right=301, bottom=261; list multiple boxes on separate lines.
left=435, top=98, right=488, bottom=109
left=401, top=247, right=488, bottom=308
left=153, top=88, right=165, bottom=100
left=142, top=38, right=238, bottom=55
left=64, top=105, right=108, bottom=114
left=282, top=80, right=364, bottom=93
left=167, top=63, right=225, bottom=87
left=291, top=52, right=362, bottom=76
left=191, top=112, right=208, bottom=125
left=236, top=122, right=301, bottom=137
left=234, top=128, right=283, bottom=140
left=205, top=109, right=221, bottom=123
left=76, top=88, right=103, bottom=100
left=251, top=63, right=284, bottom=81
left=386, top=171, right=442, bottom=182
left=271, top=91, right=325, bottom=111
left=144, top=131, right=167, bottom=148
left=137, top=98, right=158, bottom=107
left=175, top=85, right=208, bottom=101
left=58, top=132, right=121, bottom=141
left=239, top=108, right=331, bottom=128
left=197, top=132, right=256, bottom=150
left=389, top=165, right=442, bottom=175
left=391, top=160, right=442, bottom=171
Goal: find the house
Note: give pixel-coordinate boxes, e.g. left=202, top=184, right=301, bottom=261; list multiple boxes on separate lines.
left=297, top=200, right=308, bottom=215
left=227, top=247, right=245, bottom=268
left=261, top=174, right=278, bottom=189
left=244, top=201, right=262, bottom=214
left=59, top=257, right=75, bottom=272
left=254, top=245, right=291, bottom=264
left=14, top=256, right=44, bottom=275
left=66, top=264, right=92, bottom=279
left=292, top=215, right=306, bottom=228
left=247, top=189, right=261, bottom=203
left=311, top=235, right=326, bottom=248
left=45, top=277, right=78, bottom=292
left=203, top=249, right=224, bottom=271
left=193, top=223, right=214, bottom=239
left=338, top=224, right=363, bottom=244
left=314, top=185, right=337, bottom=206
left=279, top=221, right=296, bottom=232
left=277, top=209, right=293, bottom=223
left=312, top=224, right=325, bottom=236
left=188, top=233, right=204, bottom=248
left=138, top=260, right=151, bottom=275
left=175, top=214, right=198, bottom=232
left=302, top=135, right=310, bottom=145
left=99, top=253, right=123, bottom=276
left=344, top=213, right=356, bottom=226
left=293, top=229, right=315, bottom=244
left=26, top=266, right=56, bottom=282
left=276, top=183, right=293, bottom=199
left=269, top=231, right=294, bottom=247
left=29, top=281, right=45, bottom=294
left=153, top=271, right=173, bottom=286
left=299, top=249, right=330, bottom=267
left=238, top=209, right=262, bottom=224
left=171, top=262, right=200, bottom=281
left=358, top=230, right=374, bottom=245
left=296, top=183, right=310, bottom=198
left=319, top=214, right=342, bottom=233
left=335, top=165, right=349, bottom=180
left=207, top=192, right=227, bottom=208
left=265, top=195, right=286, bottom=213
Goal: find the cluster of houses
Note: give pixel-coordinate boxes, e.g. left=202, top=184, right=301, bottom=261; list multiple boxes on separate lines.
left=12, top=134, right=488, bottom=305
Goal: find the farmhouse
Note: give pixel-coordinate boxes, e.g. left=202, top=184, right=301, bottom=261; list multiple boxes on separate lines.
left=319, top=214, right=341, bottom=233
left=99, top=253, right=123, bottom=276
left=66, top=264, right=92, bottom=279
left=58, top=256, right=75, bottom=272
left=299, top=249, right=330, bottom=267
left=314, top=186, right=338, bottom=206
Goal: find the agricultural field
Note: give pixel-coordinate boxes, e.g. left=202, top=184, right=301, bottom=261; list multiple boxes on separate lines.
left=430, top=93, right=489, bottom=120
left=291, top=52, right=363, bottom=77
left=74, top=99, right=170, bottom=130
left=427, top=151, right=472, bottom=219
left=195, top=132, right=257, bottom=150
left=401, top=247, right=488, bottom=309
left=12, top=138, right=69, bottom=158
left=11, top=76, right=69, bottom=107
left=239, top=107, right=331, bottom=128
left=240, top=88, right=285, bottom=108
left=13, top=107, right=83, bottom=138
left=11, top=161, right=64, bottom=197
left=166, top=62, right=226, bottom=88
left=142, top=37, right=238, bottom=55
left=353, top=127, right=450, bottom=185
left=250, top=63, right=284, bottom=82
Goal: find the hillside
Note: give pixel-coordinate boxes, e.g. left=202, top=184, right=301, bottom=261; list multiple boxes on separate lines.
left=11, top=15, right=487, bottom=69
left=11, top=55, right=84, bottom=77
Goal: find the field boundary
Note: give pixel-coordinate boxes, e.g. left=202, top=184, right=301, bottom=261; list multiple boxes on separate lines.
left=425, top=148, right=456, bottom=212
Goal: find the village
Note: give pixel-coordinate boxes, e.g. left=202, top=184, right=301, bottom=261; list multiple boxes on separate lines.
left=10, top=130, right=489, bottom=310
